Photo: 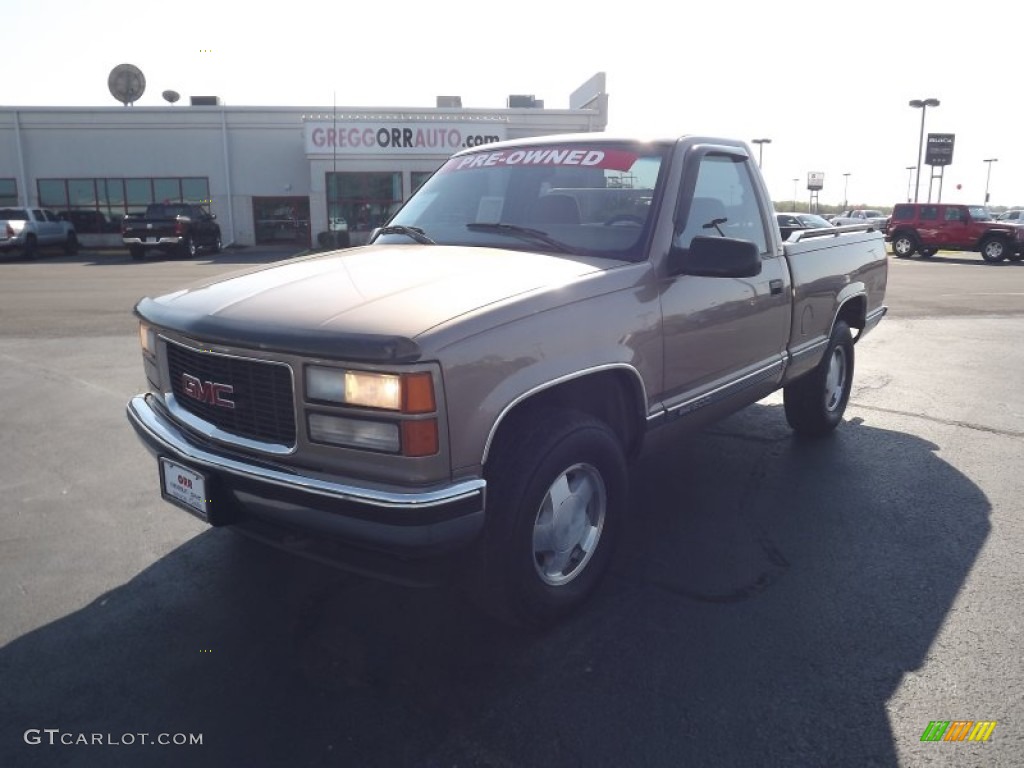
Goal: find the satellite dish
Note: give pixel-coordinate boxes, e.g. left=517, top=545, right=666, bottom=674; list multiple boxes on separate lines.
left=162, top=90, right=180, bottom=104
left=108, top=64, right=146, bottom=106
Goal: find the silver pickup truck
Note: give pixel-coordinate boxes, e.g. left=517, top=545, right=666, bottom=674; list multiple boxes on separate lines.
left=0, top=207, right=78, bottom=259
left=127, top=134, right=887, bottom=625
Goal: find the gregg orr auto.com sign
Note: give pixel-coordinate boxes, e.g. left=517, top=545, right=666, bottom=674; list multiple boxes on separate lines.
left=305, top=122, right=506, bottom=155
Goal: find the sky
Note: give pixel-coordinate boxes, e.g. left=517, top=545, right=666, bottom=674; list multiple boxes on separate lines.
left=5, top=0, right=1023, bottom=209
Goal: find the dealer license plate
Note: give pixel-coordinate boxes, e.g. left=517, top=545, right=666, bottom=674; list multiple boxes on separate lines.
left=160, top=458, right=209, bottom=521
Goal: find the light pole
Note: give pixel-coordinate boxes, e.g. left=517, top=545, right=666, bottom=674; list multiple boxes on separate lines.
left=909, top=98, right=939, bottom=203
left=905, top=166, right=915, bottom=203
left=752, top=138, right=772, bottom=169
left=842, top=173, right=851, bottom=209
left=983, top=158, right=998, bottom=204
left=792, top=177, right=799, bottom=211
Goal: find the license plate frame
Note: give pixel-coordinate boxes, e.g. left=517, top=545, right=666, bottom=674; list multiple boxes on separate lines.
left=159, top=458, right=209, bottom=522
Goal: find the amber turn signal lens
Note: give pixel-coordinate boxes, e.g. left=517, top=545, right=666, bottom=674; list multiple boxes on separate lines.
left=401, top=419, right=439, bottom=457
left=402, top=372, right=436, bottom=414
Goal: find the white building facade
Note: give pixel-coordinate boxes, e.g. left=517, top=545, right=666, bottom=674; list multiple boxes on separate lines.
left=0, top=75, right=608, bottom=248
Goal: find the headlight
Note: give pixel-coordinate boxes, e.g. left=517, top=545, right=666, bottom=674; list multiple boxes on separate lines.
left=308, top=413, right=400, bottom=453
left=305, top=367, right=435, bottom=413
left=139, top=322, right=157, bottom=357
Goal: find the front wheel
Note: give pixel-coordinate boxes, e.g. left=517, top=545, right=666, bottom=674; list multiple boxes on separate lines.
left=784, top=321, right=854, bottom=438
left=891, top=234, right=916, bottom=258
left=470, top=409, right=627, bottom=626
left=981, top=237, right=1010, bottom=263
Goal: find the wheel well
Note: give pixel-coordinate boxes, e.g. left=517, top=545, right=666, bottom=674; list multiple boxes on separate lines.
left=891, top=228, right=916, bottom=242
left=486, top=370, right=647, bottom=464
left=836, top=296, right=867, bottom=337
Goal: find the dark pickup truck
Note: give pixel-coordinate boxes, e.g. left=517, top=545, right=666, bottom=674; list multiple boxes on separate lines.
left=122, top=203, right=222, bottom=260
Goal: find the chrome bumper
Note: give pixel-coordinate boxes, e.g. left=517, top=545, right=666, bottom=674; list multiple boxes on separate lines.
left=126, top=394, right=485, bottom=556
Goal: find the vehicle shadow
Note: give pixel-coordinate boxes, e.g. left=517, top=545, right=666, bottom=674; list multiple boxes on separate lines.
left=893, top=252, right=1024, bottom=266
left=0, top=404, right=989, bottom=767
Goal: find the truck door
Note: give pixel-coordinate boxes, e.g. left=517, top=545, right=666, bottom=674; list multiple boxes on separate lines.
left=658, top=149, right=790, bottom=413
left=939, top=205, right=971, bottom=248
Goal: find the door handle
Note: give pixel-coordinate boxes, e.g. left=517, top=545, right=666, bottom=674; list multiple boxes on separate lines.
left=769, top=279, right=784, bottom=295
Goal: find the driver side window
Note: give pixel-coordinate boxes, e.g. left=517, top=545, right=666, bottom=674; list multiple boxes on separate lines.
left=674, top=153, right=769, bottom=254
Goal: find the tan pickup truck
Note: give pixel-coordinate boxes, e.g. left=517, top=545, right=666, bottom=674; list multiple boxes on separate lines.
left=127, top=134, right=888, bottom=625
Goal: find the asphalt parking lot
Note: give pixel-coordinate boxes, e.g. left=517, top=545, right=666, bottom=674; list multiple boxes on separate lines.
left=1, top=246, right=1022, bottom=767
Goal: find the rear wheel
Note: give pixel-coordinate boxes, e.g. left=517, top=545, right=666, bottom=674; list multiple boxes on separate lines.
left=891, top=233, right=917, bottom=258
left=980, top=237, right=1010, bottom=263
left=211, top=230, right=223, bottom=254
left=469, top=409, right=627, bottom=627
left=180, top=236, right=198, bottom=259
left=784, top=321, right=854, bottom=438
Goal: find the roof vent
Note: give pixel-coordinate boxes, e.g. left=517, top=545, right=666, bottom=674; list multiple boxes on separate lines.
left=436, top=96, right=462, bottom=108
left=190, top=96, right=221, bottom=106
left=507, top=94, right=543, bottom=108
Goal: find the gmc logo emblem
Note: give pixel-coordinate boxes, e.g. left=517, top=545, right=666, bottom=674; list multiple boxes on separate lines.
left=181, top=373, right=235, bottom=409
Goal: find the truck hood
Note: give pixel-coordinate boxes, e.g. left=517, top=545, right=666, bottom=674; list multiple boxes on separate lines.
left=136, top=244, right=616, bottom=362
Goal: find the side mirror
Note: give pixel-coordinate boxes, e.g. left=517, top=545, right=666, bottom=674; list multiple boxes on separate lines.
left=669, top=236, right=762, bottom=278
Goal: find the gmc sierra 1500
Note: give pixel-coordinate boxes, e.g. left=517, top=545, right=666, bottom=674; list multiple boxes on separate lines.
left=127, top=133, right=887, bottom=625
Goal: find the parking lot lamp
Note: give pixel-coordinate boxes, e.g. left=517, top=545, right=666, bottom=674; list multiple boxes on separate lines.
left=905, top=166, right=915, bottom=203
left=983, top=158, right=998, bottom=204
left=792, top=178, right=799, bottom=211
left=842, top=173, right=851, bottom=208
left=752, top=138, right=771, bottom=169
left=909, top=98, right=940, bottom=203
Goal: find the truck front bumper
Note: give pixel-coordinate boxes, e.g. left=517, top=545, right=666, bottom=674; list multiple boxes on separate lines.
left=126, top=394, right=486, bottom=576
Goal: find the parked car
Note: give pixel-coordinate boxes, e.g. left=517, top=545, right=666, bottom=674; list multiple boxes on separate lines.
left=832, top=209, right=890, bottom=230
left=0, top=207, right=78, bottom=259
left=127, top=133, right=888, bottom=626
left=886, top=203, right=1024, bottom=262
left=995, top=209, right=1024, bottom=223
left=121, top=203, right=222, bottom=260
left=776, top=212, right=835, bottom=240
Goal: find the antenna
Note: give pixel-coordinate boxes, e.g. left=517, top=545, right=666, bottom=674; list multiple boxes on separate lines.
left=108, top=64, right=146, bottom=106
left=162, top=90, right=180, bottom=105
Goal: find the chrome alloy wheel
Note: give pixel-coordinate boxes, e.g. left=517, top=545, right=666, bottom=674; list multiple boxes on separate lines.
left=532, top=463, right=607, bottom=586
left=824, top=345, right=849, bottom=412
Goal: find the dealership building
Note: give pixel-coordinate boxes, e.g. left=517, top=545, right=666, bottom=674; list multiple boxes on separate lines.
left=0, top=74, right=608, bottom=248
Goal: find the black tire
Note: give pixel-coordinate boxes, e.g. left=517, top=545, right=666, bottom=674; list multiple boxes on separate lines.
left=784, top=320, right=854, bottom=438
left=980, top=237, right=1010, bottom=263
left=64, top=232, right=79, bottom=255
left=470, top=409, right=627, bottom=627
left=211, top=229, right=222, bottom=254
left=129, top=246, right=144, bottom=261
left=22, top=235, right=38, bottom=260
left=891, top=233, right=916, bottom=258
left=180, top=236, right=197, bottom=259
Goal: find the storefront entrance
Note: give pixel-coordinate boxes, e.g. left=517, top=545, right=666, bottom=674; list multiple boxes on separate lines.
left=253, top=196, right=311, bottom=247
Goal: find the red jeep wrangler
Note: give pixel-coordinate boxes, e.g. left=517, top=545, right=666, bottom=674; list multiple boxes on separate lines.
left=886, top=203, right=1024, bottom=263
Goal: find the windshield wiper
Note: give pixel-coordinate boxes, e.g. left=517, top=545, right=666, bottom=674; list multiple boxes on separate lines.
left=466, top=223, right=575, bottom=254
left=375, top=225, right=436, bottom=245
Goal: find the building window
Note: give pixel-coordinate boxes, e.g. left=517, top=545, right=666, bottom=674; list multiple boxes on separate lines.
left=36, top=177, right=210, bottom=233
left=0, top=179, right=16, bottom=206
left=411, top=172, right=434, bottom=196
left=253, top=196, right=311, bottom=246
left=326, top=172, right=401, bottom=235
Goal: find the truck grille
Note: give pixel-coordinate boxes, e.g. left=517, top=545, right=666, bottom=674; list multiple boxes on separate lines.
left=166, top=341, right=296, bottom=446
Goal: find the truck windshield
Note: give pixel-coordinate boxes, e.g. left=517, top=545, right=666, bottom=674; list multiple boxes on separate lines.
left=968, top=206, right=993, bottom=221
left=380, top=141, right=668, bottom=261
